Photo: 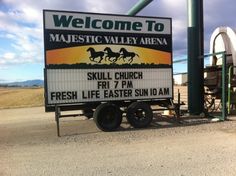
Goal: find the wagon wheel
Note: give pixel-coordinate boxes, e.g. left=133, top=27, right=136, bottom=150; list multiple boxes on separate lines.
left=204, top=94, right=216, bottom=113
left=214, top=98, right=222, bottom=111
left=204, top=93, right=223, bottom=113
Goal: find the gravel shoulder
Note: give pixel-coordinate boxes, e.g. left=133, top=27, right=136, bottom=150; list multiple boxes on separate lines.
left=1, top=107, right=236, bottom=176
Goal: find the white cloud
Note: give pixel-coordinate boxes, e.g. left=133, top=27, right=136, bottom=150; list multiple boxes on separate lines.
left=0, top=3, right=43, bottom=67
left=0, top=0, right=137, bottom=68
left=5, top=33, right=16, bottom=39
left=3, top=52, right=15, bottom=60
left=83, top=0, right=132, bottom=14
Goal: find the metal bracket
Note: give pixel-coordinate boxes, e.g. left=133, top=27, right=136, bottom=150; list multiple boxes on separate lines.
left=55, top=105, right=61, bottom=137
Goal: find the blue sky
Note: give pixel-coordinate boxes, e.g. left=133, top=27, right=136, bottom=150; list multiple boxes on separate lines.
left=0, top=0, right=236, bottom=82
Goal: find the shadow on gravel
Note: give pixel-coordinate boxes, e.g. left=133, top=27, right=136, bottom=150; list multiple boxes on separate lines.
left=115, top=112, right=236, bottom=133
left=57, top=113, right=236, bottom=137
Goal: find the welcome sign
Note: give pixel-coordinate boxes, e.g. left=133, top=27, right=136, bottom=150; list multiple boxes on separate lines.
left=43, top=10, right=173, bottom=105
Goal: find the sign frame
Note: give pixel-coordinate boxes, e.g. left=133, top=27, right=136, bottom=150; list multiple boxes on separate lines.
left=43, top=9, right=173, bottom=111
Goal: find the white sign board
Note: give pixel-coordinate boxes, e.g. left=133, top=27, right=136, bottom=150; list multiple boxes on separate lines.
left=46, top=68, right=172, bottom=104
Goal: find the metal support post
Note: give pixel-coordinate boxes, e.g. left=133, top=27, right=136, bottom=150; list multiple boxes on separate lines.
left=127, top=0, right=153, bottom=16
left=228, top=65, right=233, bottom=114
left=221, top=52, right=227, bottom=120
left=55, top=105, right=61, bottom=137
left=176, top=89, right=181, bottom=121
left=187, top=0, right=204, bottom=115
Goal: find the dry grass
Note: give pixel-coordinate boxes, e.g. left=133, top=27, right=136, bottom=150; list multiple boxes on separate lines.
left=0, top=87, right=44, bottom=109
left=174, top=86, right=188, bottom=102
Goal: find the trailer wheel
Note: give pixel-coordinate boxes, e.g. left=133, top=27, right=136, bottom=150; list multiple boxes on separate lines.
left=93, top=103, right=122, bottom=131
left=126, top=102, right=153, bottom=128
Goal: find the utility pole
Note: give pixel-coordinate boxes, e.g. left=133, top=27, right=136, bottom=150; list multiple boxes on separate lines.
left=187, top=0, right=204, bottom=115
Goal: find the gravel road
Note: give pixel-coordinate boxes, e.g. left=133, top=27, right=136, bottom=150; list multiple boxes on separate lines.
left=1, top=107, right=236, bottom=176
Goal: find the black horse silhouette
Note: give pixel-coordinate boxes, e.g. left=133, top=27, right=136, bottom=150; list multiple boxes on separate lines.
left=119, top=48, right=139, bottom=64
left=87, top=47, right=104, bottom=63
left=104, top=47, right=120, bottom=63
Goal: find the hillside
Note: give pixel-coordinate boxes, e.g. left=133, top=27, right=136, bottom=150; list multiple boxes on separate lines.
left=0, top=79, right=44, bottom=87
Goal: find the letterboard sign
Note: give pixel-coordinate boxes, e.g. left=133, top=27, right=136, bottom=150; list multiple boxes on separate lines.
left=43, top=10, right=173, bottom=105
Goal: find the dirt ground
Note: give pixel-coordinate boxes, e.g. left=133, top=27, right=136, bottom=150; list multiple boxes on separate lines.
left=1, top=107, right=236, bottom=176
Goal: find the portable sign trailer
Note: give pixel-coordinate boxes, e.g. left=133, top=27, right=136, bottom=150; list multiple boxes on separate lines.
left=43, top=10, right=174, bottom=135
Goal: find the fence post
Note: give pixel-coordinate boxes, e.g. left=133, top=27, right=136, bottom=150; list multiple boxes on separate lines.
left=221, top=52, right=227, bottom=120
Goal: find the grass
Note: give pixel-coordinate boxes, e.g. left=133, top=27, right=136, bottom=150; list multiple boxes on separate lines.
left=0, top=87, right=44, bottom=109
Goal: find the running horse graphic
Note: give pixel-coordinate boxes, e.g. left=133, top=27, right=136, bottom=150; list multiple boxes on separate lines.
left=104, top=47, right=120, bottom=63
left=119, top=48, right=139, bottom=64
left=87, top=47, right=104, bottom=63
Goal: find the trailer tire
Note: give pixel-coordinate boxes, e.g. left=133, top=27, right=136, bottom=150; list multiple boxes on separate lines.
left=93, top=103, right=122, bottom=131
left=126, top=102, right=153, bottom=128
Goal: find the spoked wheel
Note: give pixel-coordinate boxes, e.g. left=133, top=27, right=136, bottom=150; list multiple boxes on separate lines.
left=126, top=102, right=153, bottom=128
left=93, top=103, right=122, bottom=131
left=214, top=99, right=222, bottom=111
left=204, top=94, right=216, bottom=113
left=204, top=93, right=223, bottom=113
left=204, top=86, right=222, bottom=113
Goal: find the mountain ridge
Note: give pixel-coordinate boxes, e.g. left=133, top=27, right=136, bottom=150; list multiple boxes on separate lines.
left=0, top=79, right=44, bottom=87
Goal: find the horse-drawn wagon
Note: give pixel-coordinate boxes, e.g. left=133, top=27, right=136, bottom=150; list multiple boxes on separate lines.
left=204, top=27, right=236, bottom=114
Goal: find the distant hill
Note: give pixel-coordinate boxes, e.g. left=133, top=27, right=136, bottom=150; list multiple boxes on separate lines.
left=0, top=79, right=44, bottom=87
